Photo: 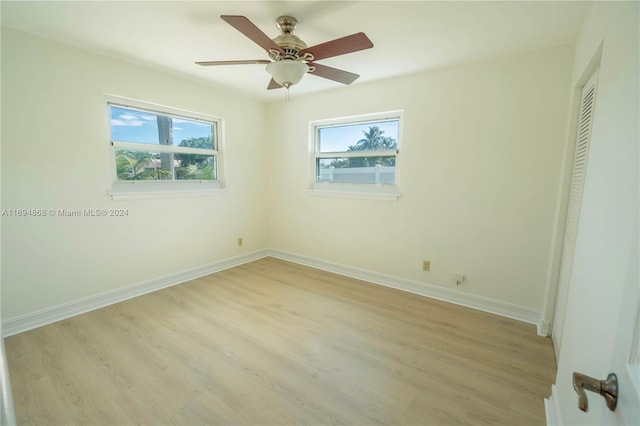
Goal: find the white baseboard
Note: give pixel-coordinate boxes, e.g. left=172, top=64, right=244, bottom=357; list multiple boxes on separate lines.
left=1, top=250, right=269, bottom=337
left=545, top=384, right=562, bottom=426
left=538, top=319, right=553, bottom=337
left=267, top=249, right=541, bottom=326
left=2, top=248, right=544, bottom=337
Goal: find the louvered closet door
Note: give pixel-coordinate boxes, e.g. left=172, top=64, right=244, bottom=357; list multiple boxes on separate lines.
left=552, top=70, right=599, bottom=356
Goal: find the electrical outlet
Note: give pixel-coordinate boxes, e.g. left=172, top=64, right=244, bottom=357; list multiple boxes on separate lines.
left=237, top=237, right=243, bottom=247
left=422, top=260, right=431, bottom=271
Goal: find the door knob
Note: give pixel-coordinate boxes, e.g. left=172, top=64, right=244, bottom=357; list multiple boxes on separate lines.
left=572, top=372, right=618, bottom=412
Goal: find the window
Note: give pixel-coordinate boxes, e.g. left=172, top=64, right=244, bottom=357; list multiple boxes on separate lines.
left=107, top=96, right=225, bottom=199
left=310, top=111, right=402, bottom=199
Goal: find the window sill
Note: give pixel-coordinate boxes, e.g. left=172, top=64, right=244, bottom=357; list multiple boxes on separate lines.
left=306, top=183, right=400, bottom=201
left=109, top=181, right=229, bottom=200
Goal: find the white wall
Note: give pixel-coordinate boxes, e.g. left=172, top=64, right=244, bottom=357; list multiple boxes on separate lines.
left=1, top=27, right=577, bottom=329
left=266, top=45, right=574, bottom=313
left=551, top=2, right=639, bottom=424
left=1, top=28, right=268, bottom=320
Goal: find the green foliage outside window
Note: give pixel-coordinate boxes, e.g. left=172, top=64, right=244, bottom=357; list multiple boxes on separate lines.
left=328, top=126, right=397, bottom=168
left=116, top=136, right=216, bottom=181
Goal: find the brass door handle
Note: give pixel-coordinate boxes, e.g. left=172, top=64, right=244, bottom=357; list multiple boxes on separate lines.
left=572, top=372, right=618, bottom=412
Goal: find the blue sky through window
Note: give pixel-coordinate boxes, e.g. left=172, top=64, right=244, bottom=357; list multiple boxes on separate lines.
left=110, top=106, right=213, bottom=146
left=318, top=120, right=399, bottom=152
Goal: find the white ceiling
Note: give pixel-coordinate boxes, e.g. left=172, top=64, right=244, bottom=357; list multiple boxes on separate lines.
left=1, top=1, right=591, bottom=102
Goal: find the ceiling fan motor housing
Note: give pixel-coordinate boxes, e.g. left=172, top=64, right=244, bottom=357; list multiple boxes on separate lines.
left=272, top=16, right=307, bottom=59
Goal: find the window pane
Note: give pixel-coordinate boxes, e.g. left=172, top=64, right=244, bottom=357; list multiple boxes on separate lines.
left=317, top=119, right=399, bottom=153
left=110, top=105, right=215, bottom=149
left=175, top=153, right=217, bottom=181
left=316, top=157, right=396, bottom=184
left=115, top=150, right=216, bottom=181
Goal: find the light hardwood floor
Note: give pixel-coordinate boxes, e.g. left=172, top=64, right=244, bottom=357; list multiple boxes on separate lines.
left=5, top=257, right=556, bottom=425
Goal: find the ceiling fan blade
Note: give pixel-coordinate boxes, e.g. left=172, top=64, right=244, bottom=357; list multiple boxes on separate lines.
left=221, top=15, right=283, bottom=53
left=299, top=32, right=373, bottom=61
left=267, top=78, right=283, bottom=90
left=196, top=60, right=271, bottom=66
left=308, top=63, right=359, bottom=85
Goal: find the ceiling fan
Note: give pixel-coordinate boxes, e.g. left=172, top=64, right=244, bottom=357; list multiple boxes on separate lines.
left=196, top=15, right=374, bottom=91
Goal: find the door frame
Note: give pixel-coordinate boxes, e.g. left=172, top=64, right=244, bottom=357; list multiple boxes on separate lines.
left=539, top=44, right=603, bottom=349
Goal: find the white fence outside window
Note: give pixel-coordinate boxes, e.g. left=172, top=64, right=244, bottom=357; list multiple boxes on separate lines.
left=318, top=166, right=395, bottom=185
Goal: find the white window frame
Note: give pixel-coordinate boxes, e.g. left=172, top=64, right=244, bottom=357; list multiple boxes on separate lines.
left=308, top=111, right=402, bottom=201
left=106, top=95, right=227, bottom=200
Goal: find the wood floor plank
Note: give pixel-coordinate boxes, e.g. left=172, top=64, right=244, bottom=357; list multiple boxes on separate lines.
left=5, top=257, right=556, bottom=425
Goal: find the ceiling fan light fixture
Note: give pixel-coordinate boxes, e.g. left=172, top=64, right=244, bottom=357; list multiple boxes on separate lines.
left=266, top=60, right=309, bottom=88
